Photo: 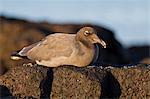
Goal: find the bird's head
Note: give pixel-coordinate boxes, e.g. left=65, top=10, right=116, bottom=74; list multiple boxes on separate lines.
left=76, top=27, right=106, bottom=48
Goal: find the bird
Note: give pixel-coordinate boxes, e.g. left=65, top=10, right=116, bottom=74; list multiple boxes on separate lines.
left=11, top=27, right=106, bottom=67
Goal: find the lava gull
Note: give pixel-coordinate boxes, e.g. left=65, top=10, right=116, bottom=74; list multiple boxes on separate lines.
left=11, top=27, right=106, bottom=67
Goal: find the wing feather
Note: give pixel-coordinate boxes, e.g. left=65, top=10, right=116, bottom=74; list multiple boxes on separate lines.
left=18, top=42, right=40, bottom=56
left=26, top=34, right=74, bottom=61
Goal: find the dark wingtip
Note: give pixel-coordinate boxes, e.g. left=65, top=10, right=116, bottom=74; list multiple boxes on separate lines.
left=10, top=50, right=28, bottom=60
left=11, top=51, right=18, bottom=56
left=11, top=49, right=22, bottom=56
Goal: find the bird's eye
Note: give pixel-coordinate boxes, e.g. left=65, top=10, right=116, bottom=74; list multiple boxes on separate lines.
left=84, top=31, right=91, bottom=36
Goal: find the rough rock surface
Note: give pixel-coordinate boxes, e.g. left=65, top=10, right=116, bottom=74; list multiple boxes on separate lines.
left=0, top=64, right=150, bottom=98
left=0, top=65, right=48, bottom=98
left=110, top=64, right=150, bottom=98
left=0, top=65, right=108, bottom=98
left=50, top=66, right=107, bottom=99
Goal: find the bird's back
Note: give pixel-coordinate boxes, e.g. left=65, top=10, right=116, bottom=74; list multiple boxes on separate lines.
left=26, top=33, right=76, bottom=61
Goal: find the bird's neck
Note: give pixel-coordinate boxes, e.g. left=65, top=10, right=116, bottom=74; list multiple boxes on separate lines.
left=75, top=34, right=93, bottom=48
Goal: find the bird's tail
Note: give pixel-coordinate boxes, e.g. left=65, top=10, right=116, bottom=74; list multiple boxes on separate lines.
left=10, top=50, right=27, bottom=60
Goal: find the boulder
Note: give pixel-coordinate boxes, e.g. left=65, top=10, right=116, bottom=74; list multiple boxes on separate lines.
left=0, top=65, right=107, bottom=98
left=0, top=16, right=45, bottom=69
left=50, top=66, right=107, bottom=98
left=0, top=64, right=150, bottom=98
left=110, top=64, right=150, bottom=98
left=0, top=65, right=48, bottom=98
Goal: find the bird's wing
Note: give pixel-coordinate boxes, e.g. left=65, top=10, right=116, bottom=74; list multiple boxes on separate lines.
left=25, top=33, right=74, bottom=61
left=18, top=41, right=41, bottom=56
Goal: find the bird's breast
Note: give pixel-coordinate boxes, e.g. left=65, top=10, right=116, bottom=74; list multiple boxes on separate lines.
left=69, top=43, right=95, bottom=67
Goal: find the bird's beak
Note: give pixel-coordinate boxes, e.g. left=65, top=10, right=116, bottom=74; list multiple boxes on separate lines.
left=92, top=34, right=106, bottom=48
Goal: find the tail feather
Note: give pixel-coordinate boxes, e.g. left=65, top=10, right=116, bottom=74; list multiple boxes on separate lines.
left=11, top=50, right=28, bottom=60
left=11, top=42, right=39, bottom=61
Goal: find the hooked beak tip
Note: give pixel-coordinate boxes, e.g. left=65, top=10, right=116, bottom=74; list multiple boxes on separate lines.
left=103, top=44, right=106, bottom=48
left=98, top=40, right=106, bottom=48
left=92, top=34, right=106, bottom=48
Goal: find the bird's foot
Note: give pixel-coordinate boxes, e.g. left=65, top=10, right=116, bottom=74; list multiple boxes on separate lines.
left=23, top=63, right=34, bottom=67
left=87, top=65, right=96, bottom=68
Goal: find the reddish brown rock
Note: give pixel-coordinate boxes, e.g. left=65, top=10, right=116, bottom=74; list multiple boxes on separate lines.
left=110, top=64, right=150, bottom=98
left=0, top=64, right=150, bottom=98
left=0, top=65, right=108, bottom=98
left=140, top=58, right=150, bottom=64
left=0, top=16, right=45, bottom=69
left=0, top=65, right=48, bottom=98
left=51, top=66, right=107, bottom=98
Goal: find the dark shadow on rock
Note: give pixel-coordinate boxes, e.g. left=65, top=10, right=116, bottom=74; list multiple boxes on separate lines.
left=100, top=71, right=121, bottom=99
left=40, top=67, right=54, bottom=99
left=0, top=85, right=13, bottom=98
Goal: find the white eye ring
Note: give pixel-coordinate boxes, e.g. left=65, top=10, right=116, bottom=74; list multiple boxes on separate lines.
left=84, top=31, right=90, bottom=36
